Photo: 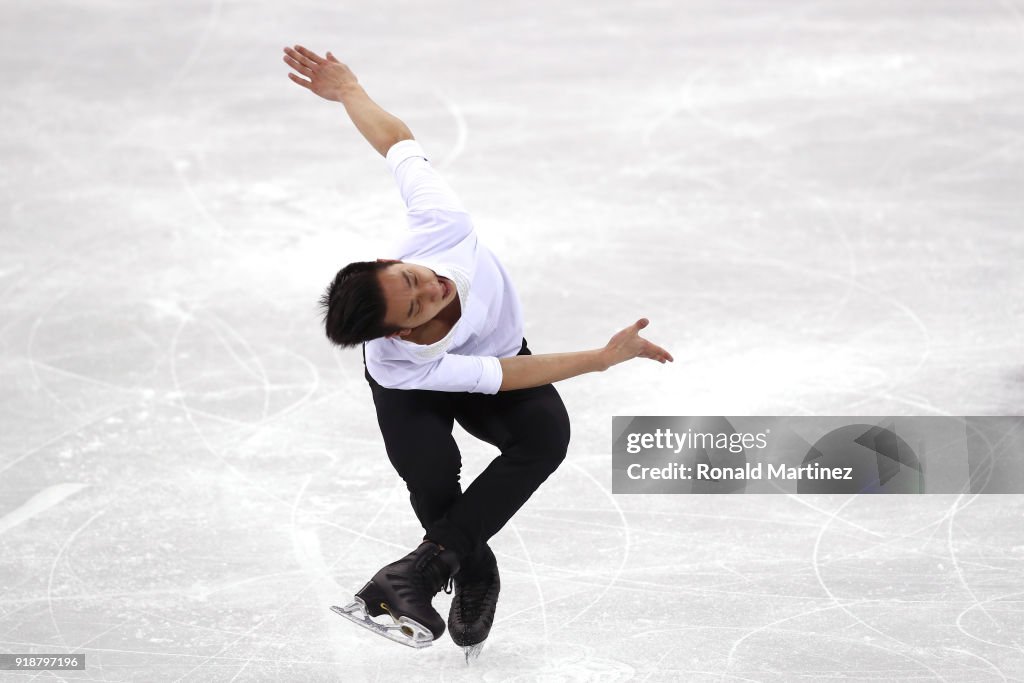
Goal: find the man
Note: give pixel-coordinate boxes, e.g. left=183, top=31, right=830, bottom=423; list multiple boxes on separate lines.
left=283, top=44, right=673, bottom=654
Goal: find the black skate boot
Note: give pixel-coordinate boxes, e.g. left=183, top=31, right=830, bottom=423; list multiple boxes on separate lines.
left=332, top=541, right=460, bottom=648
left=448, top=543, right=500, bottom=661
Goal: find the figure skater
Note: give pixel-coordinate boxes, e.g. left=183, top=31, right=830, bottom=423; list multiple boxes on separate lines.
left=283, top=44, right=673, bottom=656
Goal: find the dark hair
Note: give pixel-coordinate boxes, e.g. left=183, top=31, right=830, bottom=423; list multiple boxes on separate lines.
left=319, top=261, right=402, bottom=347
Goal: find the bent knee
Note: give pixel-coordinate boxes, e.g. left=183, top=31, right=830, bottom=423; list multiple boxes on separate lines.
left=520, top=408, right=570, bottom=469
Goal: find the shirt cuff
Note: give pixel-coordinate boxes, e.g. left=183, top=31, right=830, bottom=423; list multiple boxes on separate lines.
left=475, top=356, right=503, bottom=394
left=386, top=139, right=427, bottom=172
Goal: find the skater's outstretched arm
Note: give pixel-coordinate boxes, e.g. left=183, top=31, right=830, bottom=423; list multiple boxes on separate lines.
left=498, top=319, right=673, bottom=391
left=283, top=45, right=412, bottom=157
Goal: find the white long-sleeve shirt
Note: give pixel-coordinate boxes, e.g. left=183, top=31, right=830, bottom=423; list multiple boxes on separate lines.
left=363, top=139, right=524, bottom=393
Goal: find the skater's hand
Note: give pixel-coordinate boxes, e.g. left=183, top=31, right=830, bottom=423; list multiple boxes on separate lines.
left=283, top=45, right=358, bottom=102
left=600, top=318, right=674, bottom=370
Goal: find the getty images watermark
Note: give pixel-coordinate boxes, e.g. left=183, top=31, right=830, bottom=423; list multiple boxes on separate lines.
left=611, top=417, right=1024, bottom=494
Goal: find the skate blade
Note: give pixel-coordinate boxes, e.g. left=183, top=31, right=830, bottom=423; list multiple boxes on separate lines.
left=331, top=599, right=434, bottom=649
left=462, top=642, right=486, bottom=663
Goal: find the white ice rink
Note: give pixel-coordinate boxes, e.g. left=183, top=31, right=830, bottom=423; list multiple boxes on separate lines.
left=2, top=0, right=1023, bottom=680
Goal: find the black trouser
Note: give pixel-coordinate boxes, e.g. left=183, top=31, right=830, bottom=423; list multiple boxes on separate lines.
left=363, top=338, right=570, bottom=569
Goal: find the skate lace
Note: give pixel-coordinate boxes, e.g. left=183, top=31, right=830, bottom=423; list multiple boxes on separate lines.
left=422, top=556, right=454, bottom=597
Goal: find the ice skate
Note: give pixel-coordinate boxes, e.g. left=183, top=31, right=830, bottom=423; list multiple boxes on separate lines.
left=448, top=544, right=500, bottom=662
left=331, top=541, right=459, bottom=648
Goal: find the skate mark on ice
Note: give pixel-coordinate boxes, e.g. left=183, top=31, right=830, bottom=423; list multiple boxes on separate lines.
left=432, top=91, right=468, bottom=170
left=722, top=597, right=945, bottom=680
left=168, top=313, right=293, bottom=510
left=640, top=67, right=708, bottom=149
left=259, top=345, right=323, bottom=425
left=508, top=521, right=550, bottom=655
left=226, top=657, right=255, bottom=683
left=948, top=492, right=1000, bottom=629
left=290, top=473, right=410, bottom=603
left=563, top=462, right=631, bottom=628
left=0, top=484, right=88, bottom=536
left=311, top=516, right=410, bottom=555
left=944, top=424, right=1024, bottom=638
left=720, top=494, right=957, bottom=679
left=946, top=645, right=1011, bottom=683
left=0, top=636, right=339, bottom=667
left=869, top=391, right=954, bottom=416
left=636, top=647, right=677, bottom=683
left=165, top=322, right=354, bottom=680
left=311, top=478, right=406, bottom=555
left=804, top=510, right=965, bottom=571
left=161, top=0, right=224, bottom=98
left=290, top=475, right=344, bottom=590
left=806, top=496, right=952, bottom=682
left=290, top=476, right=362, bottom=665
left=170, top=554, right=353, bottom=678
left=47, top=508, right=106, bottom=655
left=205, top=311, right=273, bottom=422
left=0, top=402, right=127, bottom=477
left=783, top=495, right=883, bottom=538
left=730, top=231, right=931, bottom=397
left=26, top=285, right=89, bottom=422
left=172, top=148, right=231, bottom=245
left=955, top=589, right=1024, bottom=653
left=532, top=502, right=854, bottom=531
left=947, top=491, right=1024, bottom=652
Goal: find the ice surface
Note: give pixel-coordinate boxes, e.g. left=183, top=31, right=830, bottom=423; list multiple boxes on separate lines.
left=1, top=0, right=1023, bottom=680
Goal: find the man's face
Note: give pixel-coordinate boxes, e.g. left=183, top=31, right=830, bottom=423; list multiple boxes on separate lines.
left=377, top=261, right=455, bottom=335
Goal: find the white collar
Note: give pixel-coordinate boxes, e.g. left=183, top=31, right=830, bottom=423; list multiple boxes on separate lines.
left=393, top=261, right=470, bottom=359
